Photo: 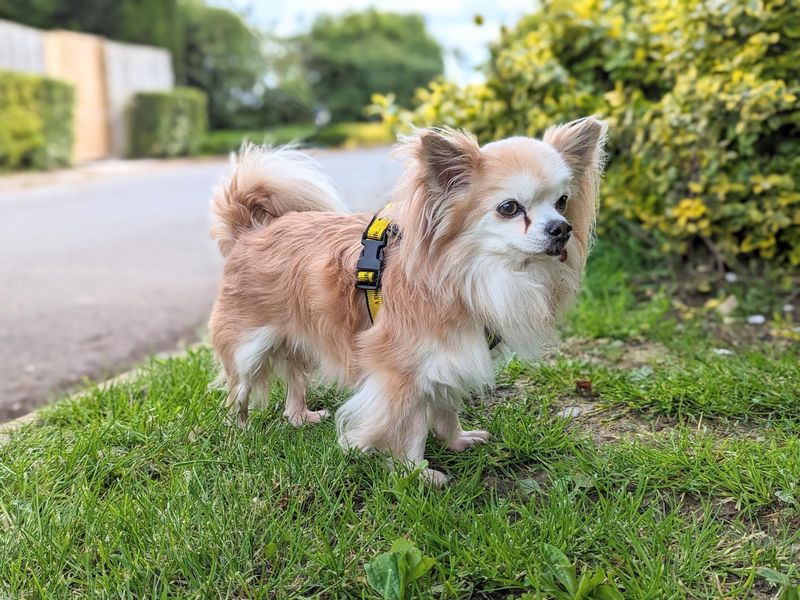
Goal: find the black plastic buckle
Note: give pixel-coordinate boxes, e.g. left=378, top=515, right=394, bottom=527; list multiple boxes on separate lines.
left=355, top=237, right=387, bottom=290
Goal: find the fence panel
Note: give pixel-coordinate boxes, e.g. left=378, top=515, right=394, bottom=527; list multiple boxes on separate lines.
left=104, top=40, right=174, bottom=157
left=0, top=19, right=45, bottom=74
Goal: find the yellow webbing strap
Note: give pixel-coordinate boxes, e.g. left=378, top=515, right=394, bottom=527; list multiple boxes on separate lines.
left=356, top=211, right=392, bottom=324
left=365, top=288, right=383, bottom=323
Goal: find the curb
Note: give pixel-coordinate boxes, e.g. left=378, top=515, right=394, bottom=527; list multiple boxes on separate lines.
left=0, top=346, right=199, bottom=444
left=0, top=411, right=39, bottom=443
left=0, top=157, right=228, bottom=194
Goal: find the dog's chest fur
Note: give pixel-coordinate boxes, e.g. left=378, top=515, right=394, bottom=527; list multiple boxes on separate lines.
left=418, top=324, right=497, bottom=402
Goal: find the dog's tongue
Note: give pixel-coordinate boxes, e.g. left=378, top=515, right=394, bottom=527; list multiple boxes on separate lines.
left=558, top=248, right=568, bottom=262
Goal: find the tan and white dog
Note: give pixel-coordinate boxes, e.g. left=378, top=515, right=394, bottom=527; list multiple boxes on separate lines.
left=208, top=118, right=607, bottom=484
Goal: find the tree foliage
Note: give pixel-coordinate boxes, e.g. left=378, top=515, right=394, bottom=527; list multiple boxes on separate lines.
left=178, top=1, right=264, bottom=129
left=0, top=0, right=182, bottom=52
left=301, top=10, right=443, bottom=122
left=377, top=0, right=800, bottom=267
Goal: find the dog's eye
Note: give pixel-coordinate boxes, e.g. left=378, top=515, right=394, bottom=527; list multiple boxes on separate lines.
left=496, top=200, right=522, bottom=218
left=555, top=195, right=568, bottom=213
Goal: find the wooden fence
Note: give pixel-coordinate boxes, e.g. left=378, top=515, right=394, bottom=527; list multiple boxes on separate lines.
left=0, top=19, right=174, bottom=162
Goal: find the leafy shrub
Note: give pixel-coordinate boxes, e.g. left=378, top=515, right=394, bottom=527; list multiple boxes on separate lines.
left=197, top=122, right=392, bottom=155
left=375, top=0, right=800, bottom=267
left=0, top=71, right=74, bottom=170
left=312, top=121, right=393, bottom=148
left=129, top=88, right=208, bottom=158
left=197, top=126, right=315, bottom=155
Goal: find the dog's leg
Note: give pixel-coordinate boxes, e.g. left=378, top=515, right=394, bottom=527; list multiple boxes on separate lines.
left=433, top=407, right=490, bottom=451
left=228, top=326, right=276, bottom=428
left=283, top=368, right=329, bottom=426
left=250, top=371, right=272, bottom=409
left=390, top=406, right=447, bottom=486
left=337, top=376, right=446, bottom=485
left=224, top=376, right=251, bottom=429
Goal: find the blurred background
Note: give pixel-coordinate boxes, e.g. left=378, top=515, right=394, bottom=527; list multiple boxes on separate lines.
left=0, top=0, right=797, bottom=421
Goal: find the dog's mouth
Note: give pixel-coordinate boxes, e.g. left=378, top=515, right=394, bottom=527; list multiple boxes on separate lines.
left=544, top=245, right=569, bottom=262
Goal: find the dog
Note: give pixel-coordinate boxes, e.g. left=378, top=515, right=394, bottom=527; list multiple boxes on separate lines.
left=208, top=118, right=607, bottom=485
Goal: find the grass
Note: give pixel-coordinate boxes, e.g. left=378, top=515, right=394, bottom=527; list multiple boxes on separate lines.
left=198, top=122, right=393, bottom=156
left=1, top=242, right=799, bottom=598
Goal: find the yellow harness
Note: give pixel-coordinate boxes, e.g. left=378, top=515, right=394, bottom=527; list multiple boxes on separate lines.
left=355, top=210, right=393, bottom=323
left=355, top=208, right=502, bottom=350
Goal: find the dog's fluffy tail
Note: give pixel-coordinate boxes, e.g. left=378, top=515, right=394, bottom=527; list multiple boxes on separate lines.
left=211, top=144, right=349, bottom=257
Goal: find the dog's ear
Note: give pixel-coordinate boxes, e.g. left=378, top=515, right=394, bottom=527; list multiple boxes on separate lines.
left=544, top=117, right=608, bottom=264
left=417, top=129, right=480, bottom=196
left=543, top=116, right=607, bottom=177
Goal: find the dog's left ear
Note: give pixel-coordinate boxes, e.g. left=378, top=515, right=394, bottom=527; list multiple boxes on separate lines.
left=543, top=116, right=607, bottom=177
left=544, top=116, right=608, bottom=262
left=418, top=129, right=481, bottom=197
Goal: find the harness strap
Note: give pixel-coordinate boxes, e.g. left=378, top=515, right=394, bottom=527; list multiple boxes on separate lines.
left=355, top=211, right=392, bottom=324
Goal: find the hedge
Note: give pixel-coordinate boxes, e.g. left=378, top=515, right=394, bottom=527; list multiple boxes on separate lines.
left=129, top=88, right=208, bottom=158
left=0, top=71, right=74, bottom=170
left=375, top=0, right=800, bottom=267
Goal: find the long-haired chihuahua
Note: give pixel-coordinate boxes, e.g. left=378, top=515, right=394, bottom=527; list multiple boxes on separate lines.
left=209, top=118, right=607, bottom=484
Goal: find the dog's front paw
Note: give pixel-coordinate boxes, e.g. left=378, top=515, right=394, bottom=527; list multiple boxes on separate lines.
left=422, top=468, right=449, bottom=487
left=448, top=429, right=491, bottom=451
left=284, top=409, right=330, bottom=427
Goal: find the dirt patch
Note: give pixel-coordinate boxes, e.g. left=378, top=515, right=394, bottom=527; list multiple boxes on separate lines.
left=549, top=393, right=667, bottom=445
left=554, top=337, right=671, bottom=370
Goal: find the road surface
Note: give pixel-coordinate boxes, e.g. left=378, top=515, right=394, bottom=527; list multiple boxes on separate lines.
left=0, top=147, right=403, bottom=421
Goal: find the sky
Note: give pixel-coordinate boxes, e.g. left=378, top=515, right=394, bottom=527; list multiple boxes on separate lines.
left=216, top=0, right=532, bottom=84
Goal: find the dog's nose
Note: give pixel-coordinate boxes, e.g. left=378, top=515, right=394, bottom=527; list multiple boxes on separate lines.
left=545, top=220, right=572, bottom=241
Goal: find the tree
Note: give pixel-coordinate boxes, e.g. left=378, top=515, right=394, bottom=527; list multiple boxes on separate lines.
left=300, top=10, right=443, bottom=122
left=177, top=1, right=265, bottom=129
left=0, top=0, right=181, bottom=52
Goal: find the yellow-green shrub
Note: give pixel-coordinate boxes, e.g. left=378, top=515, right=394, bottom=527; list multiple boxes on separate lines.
left=375, top=0, right=800, bottom=266
left=0, top=71, right=74, bottom=170
left=129, top=88, right=208, bottom=158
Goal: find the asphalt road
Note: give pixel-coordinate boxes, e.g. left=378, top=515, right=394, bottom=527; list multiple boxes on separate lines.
left=0, top=147, right=403, bottom=421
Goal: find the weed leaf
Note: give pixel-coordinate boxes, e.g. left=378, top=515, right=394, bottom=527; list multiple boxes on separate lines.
left=365, top=538, right=435, bottom=600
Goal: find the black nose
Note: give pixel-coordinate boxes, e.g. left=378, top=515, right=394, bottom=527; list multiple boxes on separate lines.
left=545, top=220, right=573, bottom=241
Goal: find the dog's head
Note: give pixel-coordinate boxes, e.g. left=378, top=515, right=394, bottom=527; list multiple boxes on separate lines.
left=389, top=118, right=607, bottom=354
left=393, top=118, right=607, bottom=277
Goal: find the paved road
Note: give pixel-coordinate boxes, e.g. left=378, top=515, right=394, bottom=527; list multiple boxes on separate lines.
left=0, top=147, right=403, bottom=421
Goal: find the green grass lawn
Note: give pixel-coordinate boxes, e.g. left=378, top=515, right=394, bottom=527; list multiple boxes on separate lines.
left=1, top=243, right=798, bottom=598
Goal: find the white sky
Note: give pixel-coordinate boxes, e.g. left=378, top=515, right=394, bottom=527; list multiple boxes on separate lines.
left=216, top=0, right=532, bottom=84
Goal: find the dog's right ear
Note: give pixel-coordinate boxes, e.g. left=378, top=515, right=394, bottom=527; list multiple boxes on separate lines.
left=417, top=129, right=480, bottom=197
left=392, top=128, right=481, bottom=274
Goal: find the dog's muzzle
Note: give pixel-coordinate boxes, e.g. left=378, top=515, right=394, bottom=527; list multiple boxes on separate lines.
left=544, top=219, right=572, bottom=262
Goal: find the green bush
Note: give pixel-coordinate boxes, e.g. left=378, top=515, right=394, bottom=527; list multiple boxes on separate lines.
left=376, top=0, right=800, bottom=267
left=129, top=88, right=208, bottom=158
left=311, top=121, right=393, bottom=148
left=197, top=122, right=392, bottom=155
left=0, top=70, right=74, bottom=170
left=197, top=125, right=316, bottom=155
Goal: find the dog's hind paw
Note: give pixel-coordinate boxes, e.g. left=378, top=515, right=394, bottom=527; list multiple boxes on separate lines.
left=285, top=409, right=330, bottom=427
left=448, top=429, right=491, bottom=451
